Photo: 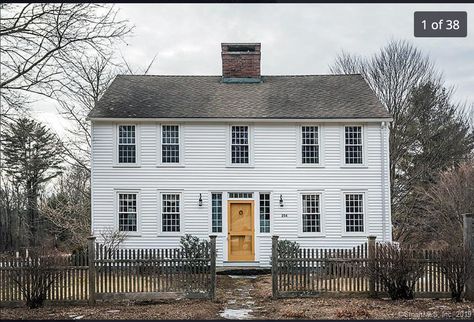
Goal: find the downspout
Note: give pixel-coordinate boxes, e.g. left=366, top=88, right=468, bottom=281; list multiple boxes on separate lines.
left=380, top=122, right=387, bottom=241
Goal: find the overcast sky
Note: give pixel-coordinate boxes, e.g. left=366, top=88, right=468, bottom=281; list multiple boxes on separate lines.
left=34, top=3, right=474, bottom=134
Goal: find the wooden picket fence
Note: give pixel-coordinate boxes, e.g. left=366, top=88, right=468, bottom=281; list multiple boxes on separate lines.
left=0, top=236, right=217, bottom=306
left=0, top=250, right=89, bottom=304
left=271, top=236, right=452, bottom=298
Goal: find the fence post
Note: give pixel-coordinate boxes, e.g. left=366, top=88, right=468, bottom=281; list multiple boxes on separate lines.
left=209, top=235, right=217, bottom=300
left=87, top=236, right=96, bottom=305
left=464, top=213, right=474, bottom=301
left=367, top=235, right=377, bottom=298
left=272, top=235, right=279, bottom=299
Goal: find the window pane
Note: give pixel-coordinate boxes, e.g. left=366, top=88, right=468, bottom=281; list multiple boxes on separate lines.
left=162, top=125, right=179, bottom=163
left=118, top=193, right=137, bottom=232
left=228, top=192, right=253, bottom=199
left=302, top=194, right=320, bottom=233
left=162, top=193, right=180, bottom=232
left=259, top=193, right=270, bottom=233
left=301, top=126, right=319, bottom=164
left=344, top=126, right=363, bottom=164
left=118, top=125, right=136, bottom=163
left=345, top=194, right=364, bottom=232
left=231, top=126, right=249, bottom=164
left=211, top=193, right=222, bottom=233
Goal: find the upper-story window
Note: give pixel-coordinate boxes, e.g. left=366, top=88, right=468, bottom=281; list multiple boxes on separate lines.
left=161, top=125, right=180, bottom=164
left=344, top=126, right=363, bottom=164
left=118, top=125, right=136, bottom=164
left=301, top=126, right=319, bottom=164
left=231, top=125, right=249, bottom=164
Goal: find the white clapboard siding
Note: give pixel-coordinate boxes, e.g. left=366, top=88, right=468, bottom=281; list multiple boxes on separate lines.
left=91, top=121, right=391, bottom=267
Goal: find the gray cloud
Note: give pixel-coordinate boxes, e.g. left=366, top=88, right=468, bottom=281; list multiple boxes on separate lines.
left=33, top=4, right=474, bottom=132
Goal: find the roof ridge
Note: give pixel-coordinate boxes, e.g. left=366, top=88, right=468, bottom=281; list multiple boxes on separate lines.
left=116, top=74, right=362, bottom=77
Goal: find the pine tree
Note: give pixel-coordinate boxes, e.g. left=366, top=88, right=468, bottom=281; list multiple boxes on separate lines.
left=1, top=117, right=64, bottom=247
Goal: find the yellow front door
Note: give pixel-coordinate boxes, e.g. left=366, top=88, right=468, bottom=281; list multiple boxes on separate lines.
left=228, top=201, right=255, bottom=261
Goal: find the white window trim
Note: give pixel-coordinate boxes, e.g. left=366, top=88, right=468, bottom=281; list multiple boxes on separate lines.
left=157, top=123, right=185, bottom=167
left=113, top=124, right=141, bottom=167
left=226, top=124, right=254, bottom=168
left=297, top=191, right=325, bottom=237
left=158, top=191, right=184, bottom=236
left=257, top=191, right=273, bottom=235
left=114, top=189, right=141, bottom=236
left=341, top=190, right=368, bottom=237
left=296, top=124, right=325, bottom=168
left=340, top=124, right=367, bottom=168
left=208, top=191, right=225, bottom=235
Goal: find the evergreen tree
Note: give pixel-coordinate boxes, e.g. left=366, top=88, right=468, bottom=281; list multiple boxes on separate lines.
left=1, top=117, right=64, bottom=247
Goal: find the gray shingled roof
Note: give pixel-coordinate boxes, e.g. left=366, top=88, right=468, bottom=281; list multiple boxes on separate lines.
left=88, top=74, right=391, bottom=119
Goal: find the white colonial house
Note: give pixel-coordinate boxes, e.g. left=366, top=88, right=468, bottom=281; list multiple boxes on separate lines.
left=88, top=43, right=392, bottom=267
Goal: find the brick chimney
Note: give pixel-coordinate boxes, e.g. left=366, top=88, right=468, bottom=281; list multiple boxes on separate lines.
left=221, top=43, right=261, bottom=83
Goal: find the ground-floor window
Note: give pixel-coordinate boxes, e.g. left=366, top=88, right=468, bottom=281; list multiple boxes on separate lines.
left=259, top=193, right=270, bottom=233
left=211, top=193, right=222, bottom=233
left=162, top=193, right=180, bottom=232
left=301, top=194, right=321, bottom=233
left=118, top=193, right=137, bottom=232
left=344, top=193, right=364, bottom=232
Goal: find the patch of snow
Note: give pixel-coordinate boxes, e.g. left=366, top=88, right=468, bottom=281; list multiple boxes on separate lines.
left=73, top=315, right=84, bottom=320
left=107, top=310, right=120, bottom=313
left=229, top=275, right=257, bottom=279
left=219, top=308, right=253, bottom=320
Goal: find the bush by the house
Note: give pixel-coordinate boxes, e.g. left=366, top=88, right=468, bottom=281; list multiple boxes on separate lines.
left=180, top=234, right=210, bottom=259
left=369, top=242, right=425, bottom=300
left=439, top=245, right=473, bottom=302
left=11, top=249, right=64, bottom=308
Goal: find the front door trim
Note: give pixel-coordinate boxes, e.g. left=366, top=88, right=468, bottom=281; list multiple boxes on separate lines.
left=227, top=200, right=255, bottom=261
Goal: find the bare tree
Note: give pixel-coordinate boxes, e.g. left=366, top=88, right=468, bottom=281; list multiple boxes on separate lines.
left=330, top=40, right=474, bottom=242
left=415, top=161, right=474, bottom=246
left=0, top=3, right=132, bottom=117
left=39, top=165, right=91, bottom=250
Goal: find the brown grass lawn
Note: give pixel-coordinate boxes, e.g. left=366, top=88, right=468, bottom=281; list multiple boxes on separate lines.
left=1, top=275, right=473, bottom=320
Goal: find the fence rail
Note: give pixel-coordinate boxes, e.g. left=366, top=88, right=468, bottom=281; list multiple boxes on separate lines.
left=0, top=235, right=217, bottom=306
left=272, top=236, right=453, bottom=299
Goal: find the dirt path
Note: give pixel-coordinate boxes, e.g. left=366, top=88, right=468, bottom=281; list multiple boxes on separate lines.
left=1, top=274, right=473, bottom=320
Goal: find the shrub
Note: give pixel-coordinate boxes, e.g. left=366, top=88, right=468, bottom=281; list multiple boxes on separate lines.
left=180, top=234, right=210, bottom=259
left=11, top=249, right=64, bottom=308
left=439, top=245, right=473, bottom=302
left=277, top=239, right=300, bottom=258
left=369, top=242, right=425, bottom=300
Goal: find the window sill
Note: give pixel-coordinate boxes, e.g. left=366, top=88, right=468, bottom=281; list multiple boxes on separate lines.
left=340, top=165, right=368, bottom=169
left=296, top=165, right=325, bottom=169
left=226, top=165, right=255, bottom=169
left=113, top=164, right=141, bottom=168
left=297, top=234, right=326, bottom=238
left=340, top=232, right=367, bottom=237
left=156, top=164, right=185, bottom=168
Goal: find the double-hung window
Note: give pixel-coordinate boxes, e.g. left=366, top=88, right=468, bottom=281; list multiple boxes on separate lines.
left=118, top=193, right=137, bottom=232
left=231, top=125, right=250, bottom=164
left=211, top=193, right=223, bottom=233
left=259, top=193, right=271, bottom=233
left=344, top=126, right=363, bottom=164
left=161, top=125, right=180, bottom=164
left=118, top=125, right=136, bottom=164
left=344, top=193, right=365, bottom=232
left=301, top=126, right=319, bottom=164
left=301, top=194, right=321, bottom=233
left=161, top=193, right=181, bottom=232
